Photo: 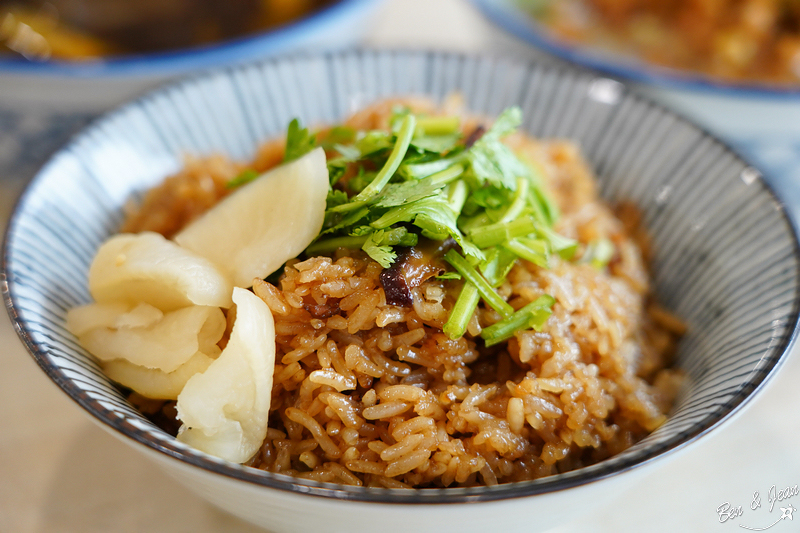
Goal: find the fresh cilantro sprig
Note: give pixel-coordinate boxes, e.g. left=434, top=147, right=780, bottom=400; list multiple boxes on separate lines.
left=275, top=107, right=590, bottom=342
left=284, top=118, right=316, bottom=163
left=226, top=169, right=259, bottom=189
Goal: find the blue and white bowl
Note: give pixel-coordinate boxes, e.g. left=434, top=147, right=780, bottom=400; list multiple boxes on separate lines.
left=3, top=50, right=799, bottom=532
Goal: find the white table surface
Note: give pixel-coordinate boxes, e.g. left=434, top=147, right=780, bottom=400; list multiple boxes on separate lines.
left=3, top=1, right=800, bottom=532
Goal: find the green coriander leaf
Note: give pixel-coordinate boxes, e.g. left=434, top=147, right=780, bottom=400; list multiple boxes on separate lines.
left=320, top=205, right=371, bottom=236
left=347, top=169, right=376, bottom=194
left=307, top=227, right=416, bottom=257
left=468, top=140, right=528, bottom=190
left=326, top=189, right=349, bottom=209
left=483, top=106, right=524, bottom=141
left=467, top=185, right=512, bottom=210
left=284, top=118, right=317, bottom=163
left=226, top=168, right=259, bottom=189
left=333, top=143, right=361, bottom=161
left=376, top=179, right=444, bottom=208
left=362, top=236, right=397, bottom=268
left=467, top=107, right=531, bottom=190
left=349, top=225, right=375, bottom=237
left=327, top=162, right=347, bottom=186
left=376, top=165, right=464, bottom=208
left=356, top=130, right=393, bottom=157
left=353, top=114, right=416, bottom=202
left=324, top=126, right=356, bottom=145
left=361, top=228, right=419, bottom=268
left=332, top=115, right=417, bottom=214
left=372, top=195, right=483, bottom=261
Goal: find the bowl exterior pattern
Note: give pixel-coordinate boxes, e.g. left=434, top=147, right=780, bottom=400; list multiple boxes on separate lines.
left=3, top=50, right=799, bottom=504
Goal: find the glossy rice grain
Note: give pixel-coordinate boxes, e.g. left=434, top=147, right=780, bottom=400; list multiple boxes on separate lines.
left=124, top=99, right=683, bottom=488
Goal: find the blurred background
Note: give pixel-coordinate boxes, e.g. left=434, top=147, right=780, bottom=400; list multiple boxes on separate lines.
left=2, top=0, right=800, bottom=531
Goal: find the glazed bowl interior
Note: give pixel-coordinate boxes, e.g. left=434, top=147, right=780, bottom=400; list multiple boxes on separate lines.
left=3, top=50, right=799, bottom=504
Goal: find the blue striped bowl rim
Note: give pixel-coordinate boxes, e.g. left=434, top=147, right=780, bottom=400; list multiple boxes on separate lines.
left=3, top=50, right=799, bottom=503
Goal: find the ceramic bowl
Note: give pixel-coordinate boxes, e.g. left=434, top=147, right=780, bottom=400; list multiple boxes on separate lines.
left=3, top=50, right=800, bottom=532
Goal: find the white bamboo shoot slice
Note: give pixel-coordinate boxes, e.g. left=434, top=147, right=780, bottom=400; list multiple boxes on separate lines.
left=78, top=305, right=226, bottom=373
left=101, top=351, right=218, bottom=400
left=66, top=302, right=132, bottom=336
left=89, top=231, right=234, bottom=310
left=176, top=287, right=276, bottom=463
left=174, top=148, right=328, bottom=288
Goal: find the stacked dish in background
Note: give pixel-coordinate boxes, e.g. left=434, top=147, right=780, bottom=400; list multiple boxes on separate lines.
left=470, top=0, right=800, bottom=216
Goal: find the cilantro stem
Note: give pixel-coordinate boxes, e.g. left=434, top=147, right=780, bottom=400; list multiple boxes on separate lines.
left=468, top=216, right=537, bottom=249
left=536, top=223, right=579, bottom=259
left=416, top=116, right=460, bottom=135
left=444, top=249, right=514, bottom=318
left=429, top=163, right=465, bottom=187
left=332, top=114, right=416, bottom=213
left=500, top=177, right=529, bottom=223
left=403, top=153, right=467, bottom=180
left=480, top=247, right=518, bottom=287
left=481, top=295, right=555, bottom=346
left=306, top=227, right=416, bottom=255
left=503, top=238, right=549, bottom=267
left=530, top=186, right=560, bottom=226
left=447, top=180, right=468, bottom=213
left=443, top=282, right=480, bottom=340
left=306, top=235, right=369, bottom=255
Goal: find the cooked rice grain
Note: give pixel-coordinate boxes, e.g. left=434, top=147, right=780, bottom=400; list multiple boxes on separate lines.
left=124, top=99, right=683, bottom=488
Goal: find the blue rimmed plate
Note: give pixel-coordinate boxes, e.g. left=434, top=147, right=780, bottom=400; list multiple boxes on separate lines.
left=469, top=0, right=800, bottom=98
left=468, top=0, right=800, bottom=218
left=3, top=50, right=799, bottom=532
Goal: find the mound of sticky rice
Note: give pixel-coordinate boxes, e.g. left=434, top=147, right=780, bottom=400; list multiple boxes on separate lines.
left=122, top=98, right=684, bottom=488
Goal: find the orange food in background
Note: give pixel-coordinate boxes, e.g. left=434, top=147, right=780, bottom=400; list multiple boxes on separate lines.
left=0, top=0, right=335, bottom=60
left=536, top=0, right=800, bottom=84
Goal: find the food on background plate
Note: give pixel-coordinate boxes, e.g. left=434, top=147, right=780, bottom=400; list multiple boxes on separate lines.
left=67, top=97, right=685, bottom=488
left=528, top=0, right=800, bottom=85
left=0, top=0, right=337, bottom=60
